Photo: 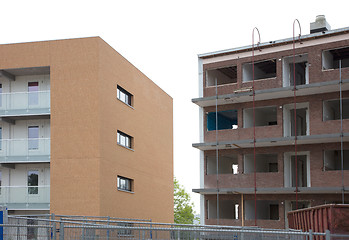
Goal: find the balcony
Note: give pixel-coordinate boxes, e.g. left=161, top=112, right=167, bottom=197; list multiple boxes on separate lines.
left=0, top=91, right=50, bottom=117
left=0, top=138, right=50, bottom=163
left=0, top=186, right=50, bottom=210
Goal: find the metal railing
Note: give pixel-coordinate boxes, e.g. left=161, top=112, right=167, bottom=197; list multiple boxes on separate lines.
left=0, top=90, right=50, bottom=115
left=0, top=186, right=50, bottom=208
left=0, top=138, right=50, bottom=162
left=0, top=214, right=336, bottom=240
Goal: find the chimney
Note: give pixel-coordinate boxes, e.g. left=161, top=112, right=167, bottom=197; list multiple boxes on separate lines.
left=310, top=15, right=331, bottom=34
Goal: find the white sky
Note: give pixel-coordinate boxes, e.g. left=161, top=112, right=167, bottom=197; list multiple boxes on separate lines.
left=1, top=0, right=347, bottom=213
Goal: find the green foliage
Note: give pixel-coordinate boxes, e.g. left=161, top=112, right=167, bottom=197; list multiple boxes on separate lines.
left=174, top=177, right=198, bottom=224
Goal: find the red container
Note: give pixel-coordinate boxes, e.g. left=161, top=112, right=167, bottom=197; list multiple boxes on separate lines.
left=288, top=204, right=349, bottom=234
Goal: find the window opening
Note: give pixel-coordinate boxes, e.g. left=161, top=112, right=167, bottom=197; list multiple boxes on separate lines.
left=28, top=82, right=39, bottom=105
left=283, top=103, right=309, bottom=137
left=244, top=154, right=278, bottom=173
left=117, top=85, right=133, bottom=106
left=282, top=55, right=309, bottom=87
left=291, top=155, right=307, bottom=187
left=242, top=59, right=276, bottom=82
left=207, top=110, right=238, bottom=131
left=244, top=200, right=279, bottom=220
left=206, top=66, right=237, bottom=87
left=324, top=150, right=349, bottom=171
left=28, top=170, right=39, bottom=194
left=117, top=176, right=133, bottom=192
left=206, top=155, right=238, bottom=175
left=207, top=199, right=239, bottom=219
left=323, top=99, right=349, bottom=121
left=117, top=130, right=133, bottom=149
left=290, top=108, right=307, bottom=136
left=291, top=201, right=310, bottom=210
left=28, top=126, right=39, bottom=150
left=323, top=47, right=349, bottom=70
left=243, top=106, right=277, bottom=128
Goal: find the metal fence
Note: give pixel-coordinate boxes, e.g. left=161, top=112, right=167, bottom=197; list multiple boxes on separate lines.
left=0, top=214, right=345, bottom=239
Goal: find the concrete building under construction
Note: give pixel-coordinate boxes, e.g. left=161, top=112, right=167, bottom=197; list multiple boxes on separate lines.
left=192, top=16, right=349, bottom=228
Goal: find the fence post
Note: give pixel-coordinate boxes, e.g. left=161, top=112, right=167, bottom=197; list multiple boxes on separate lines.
left=107, top=216, right=110, bottom=240
left=309, top=229, right=313, bottom=240
left=325, top=229, right=330, bottom=240
left=59, top=222, right=64, bottom=240
left=52, top=221, right=56, bottom=240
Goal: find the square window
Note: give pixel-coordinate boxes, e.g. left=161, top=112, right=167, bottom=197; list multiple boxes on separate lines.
left=117, top=130, right=133, bottom=149
left=117, top=176, right=133, bottom=192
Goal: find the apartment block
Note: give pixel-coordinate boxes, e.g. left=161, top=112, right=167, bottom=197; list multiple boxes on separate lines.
left=192, top=16, right=349, bottom=228
left=0, top=37, right=173, bottom=223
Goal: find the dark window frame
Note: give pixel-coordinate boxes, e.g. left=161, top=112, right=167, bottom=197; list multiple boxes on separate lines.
left=117, top=85, right=133, bottom=106
left=117, top=176, right=133, bottom=192
left=117, top=130, right=133, bottom=149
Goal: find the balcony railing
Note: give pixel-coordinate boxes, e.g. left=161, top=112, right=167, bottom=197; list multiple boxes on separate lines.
left=0, top=91, right=50, bottom=116
left=0, top=186, right=50, bottom=210
left=0, top=138, right=50, bottom=163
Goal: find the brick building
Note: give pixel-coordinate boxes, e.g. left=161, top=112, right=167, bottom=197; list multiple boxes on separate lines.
left=0, top=37, right=173, bottom=222
left=192, top=16, right=349, bottom=228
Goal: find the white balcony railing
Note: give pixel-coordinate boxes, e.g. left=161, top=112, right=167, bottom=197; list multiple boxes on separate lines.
left=0, top=91, right=50, bottom=114
left=0, top=186, right=50, bottom=208
left=0, top=138, right=50, bottom=162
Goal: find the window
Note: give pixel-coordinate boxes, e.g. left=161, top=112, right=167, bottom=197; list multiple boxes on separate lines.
left=242, top=59, right=276, bottom=82
left=117, top=85, right=133, bottom=106
left=207, top=199, right=239, bottom=220
left=28, top=82, right=39, bottom=105
left=324, top=150, right=349, bottom=171
left=28, top=170, right=39, bottom=194
left=323, top=46, right=349, bottom=70
left=244, top=154, right=278, bottom=173
left=117, top=130, right=133, bottom=149
left=323, top=99, right=349, bottom=121
left=245, top=200, right=279, bottom=220
left=206, top=154, right=238, bottom=175
left=243, top=106, right=277, bottom=128
left=282, top=54, right=309, bottom=87
left=283, top=103, right=309, bottom=137
left=206, top=66, right=237, bottom=87
left=28, top=126, right=39, bottom=150
left=207, top=110, right=238, bottom=131
left=117, top=176, right=133, bottom=192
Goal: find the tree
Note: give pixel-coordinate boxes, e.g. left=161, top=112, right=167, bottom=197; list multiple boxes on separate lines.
left=174, top=177, right=198, bottom=224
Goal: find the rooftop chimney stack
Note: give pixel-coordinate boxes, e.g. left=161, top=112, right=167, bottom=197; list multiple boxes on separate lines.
left=310, top=15, right=331, bottom=34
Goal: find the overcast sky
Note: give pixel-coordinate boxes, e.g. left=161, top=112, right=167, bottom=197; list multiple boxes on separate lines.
left=1, top=0, right=347, bottom=213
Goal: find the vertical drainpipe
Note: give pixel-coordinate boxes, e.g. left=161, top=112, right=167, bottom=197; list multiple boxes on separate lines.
left=198, top=57, right=205, bottom=225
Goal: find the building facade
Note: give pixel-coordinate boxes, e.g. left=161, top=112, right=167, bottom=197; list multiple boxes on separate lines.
left=193, top=16, right=349, bottom=228
left=0, top=37, right=173, bottom=223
